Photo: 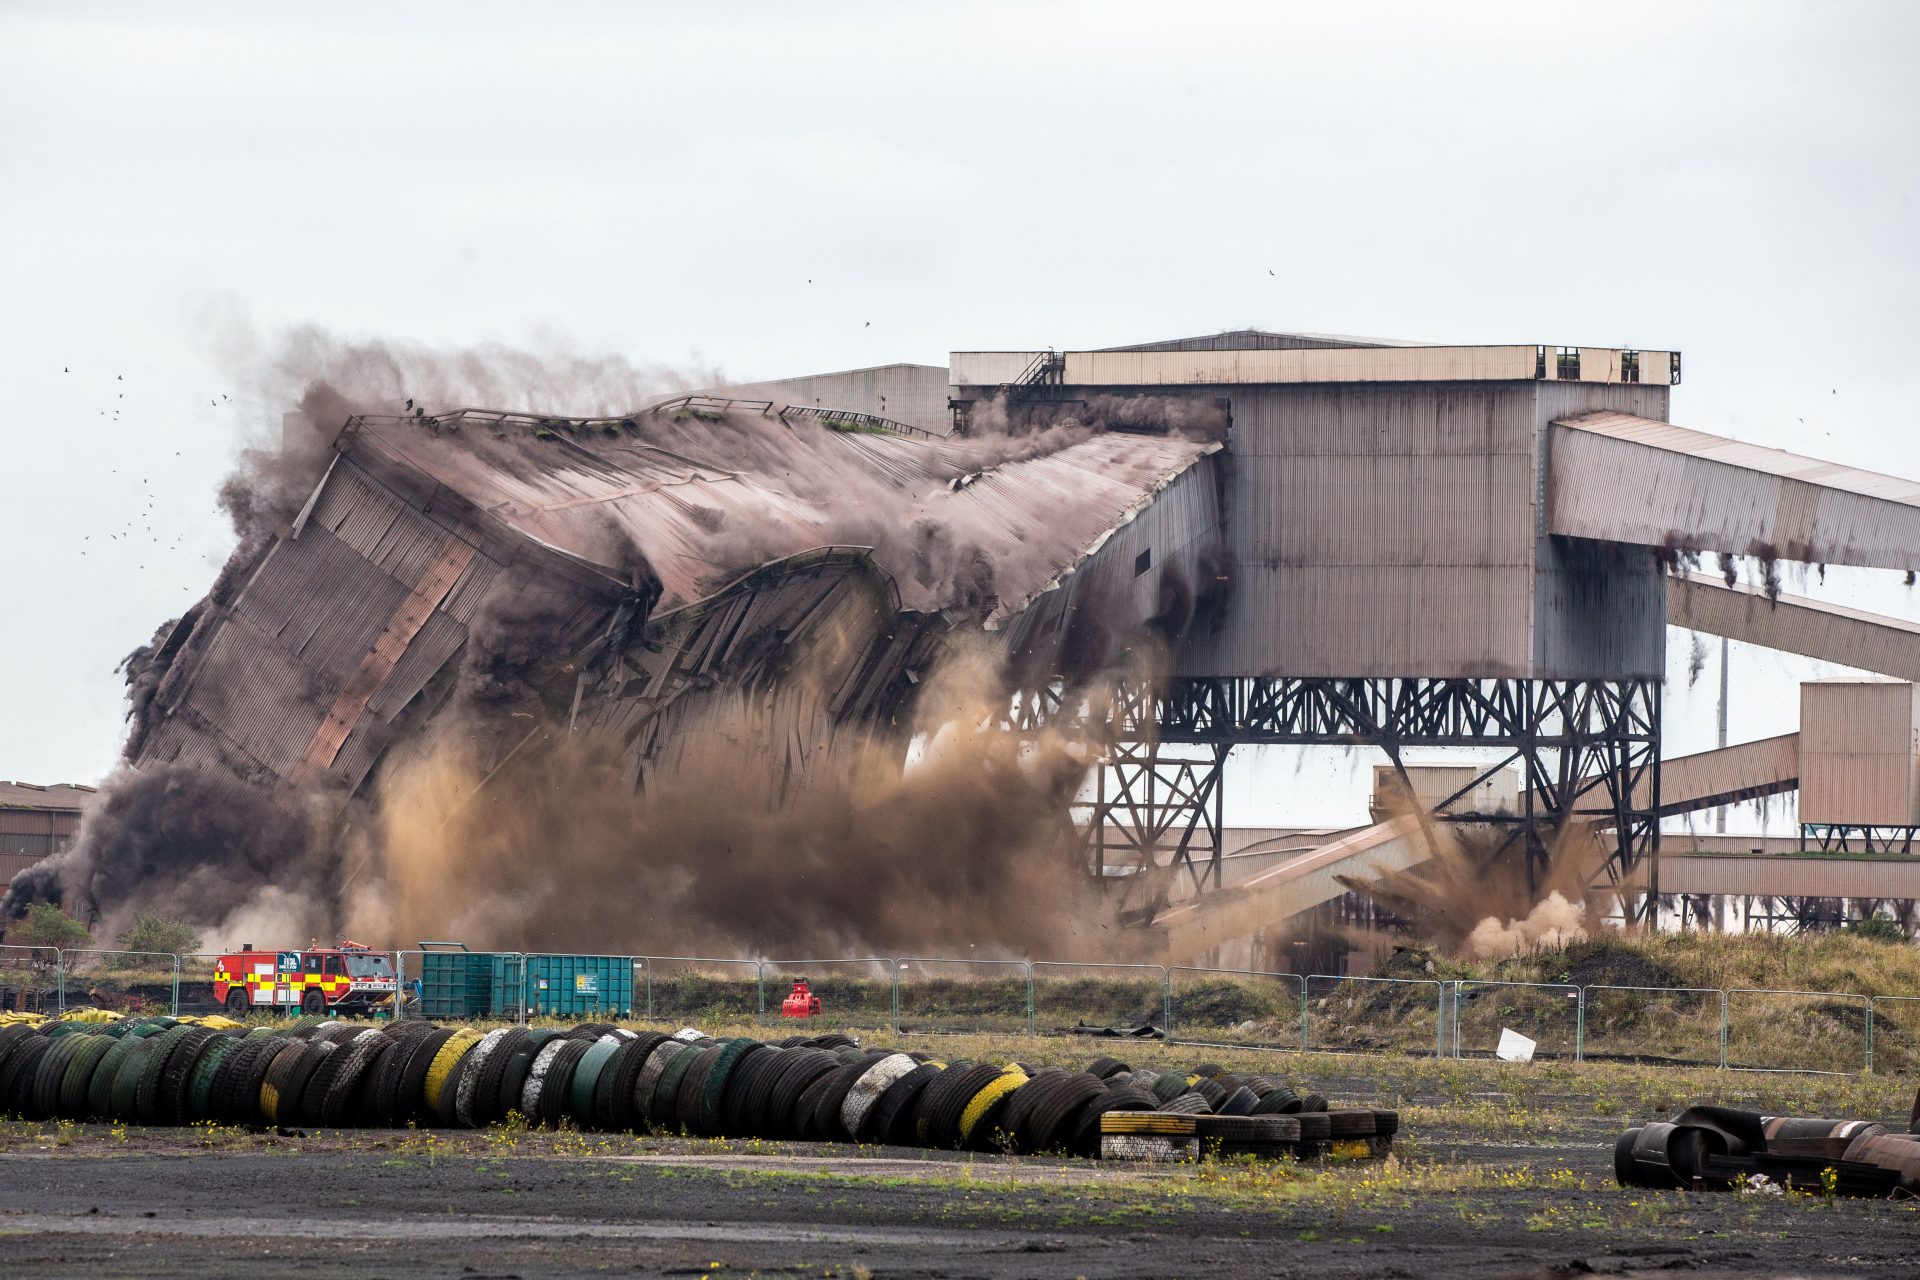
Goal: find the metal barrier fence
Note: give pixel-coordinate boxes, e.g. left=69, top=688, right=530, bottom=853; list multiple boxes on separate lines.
left=1304, top=975, right=1447, bottom=1057
left=1452, top=980, right=1582, bottom=1060
left=1168, top=967, right=1303, bottom=1050
left=14, top=947, right=1913, bottom=1078
left=1030, top=961, right=1169, bottom=1036
left=893, top=957, right=1032, bottom=1035
left=0, top=944, right=61, bottom=1015
left=1577, top=984, right=1727, bottom=1067
left=761, top=958, right=892, bottom=1031
left=639, top=957, right=762, bottom=1024
left=1723, top=988, right=1873, bottom=1075
left=1868, top=995, right=1920, bottom=1075
left=58, top=950, right=179, bottom=1017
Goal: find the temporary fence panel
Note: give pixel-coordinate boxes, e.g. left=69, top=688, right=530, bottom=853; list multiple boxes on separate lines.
left=892, top=957, right=1033, bottom=1036
left=58, top=950, right=179, bottom=1018
left=1577, top=985, right=1726, bottom=1067
left=1867, top=996, right=1920, bottom=1074
left=1030, top=962, right=1169, bottom=1037
left=1450, top=981, right=1582, bottom=1061
left=1303, top=975, right=1445, bottom=1057
left=1723, top=988, right=1872, bottom=1074
left=174, top=952, right=240, bottom=1018
left=638, top=957, right=762, bottom=1025
left=519, top=953, right=635, bottom=1020
left=1168, top=967, right=1304, bottom=1050
left=0, top=945, right=61, bottom=1015
left=760, top=958, right=894, bottom=1031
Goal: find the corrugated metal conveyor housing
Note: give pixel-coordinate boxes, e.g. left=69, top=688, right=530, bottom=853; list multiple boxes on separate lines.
left=1156, top=817, right=1430, bottom=962
left=1660, top=854, right=1920, bottom=899
left=1548, top=413, right=1920, bottom=571
left=1669, top=571, right=1920, bottom=682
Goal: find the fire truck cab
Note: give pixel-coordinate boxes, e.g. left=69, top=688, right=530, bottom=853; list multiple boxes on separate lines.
left=213, top=941, right=397, bottom=1016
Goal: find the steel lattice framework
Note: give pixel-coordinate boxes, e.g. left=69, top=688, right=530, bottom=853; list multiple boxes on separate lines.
left=1060, top=676, right=1662, bottom=925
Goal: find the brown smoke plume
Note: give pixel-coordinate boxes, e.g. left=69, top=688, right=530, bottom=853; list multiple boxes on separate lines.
left=1333, top=772, right=1614, bottom=958
left=347, top=637, right=1134, bottom=959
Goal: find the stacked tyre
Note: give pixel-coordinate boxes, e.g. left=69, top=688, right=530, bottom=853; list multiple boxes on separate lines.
left=0, top=1017, right=1395, bottom=1163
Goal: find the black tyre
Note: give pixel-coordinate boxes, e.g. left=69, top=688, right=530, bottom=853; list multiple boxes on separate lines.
left=152, top=1028, right=224, bottom=1125
left=632, top=1041, right=688, bottom=1133
left=226, top=988, right=251, bottom=1016
left=209, top=1037, right=278, bottom=1126
left=394, top=1028, right=457, bottom=1126
left=183, top=1035, right=243, bottom=1124
left=1085, top=1055, right=1130, bottom=1080
left=760, top=1047, right=839, bottom=1141
left=719, top=1044, right=783, bottom=1139
left=671, top=1045, right=724, bottom=1136
left=302, top=1031, right=377, bottom=1128
left=870, top=1062, right=942, bottom=1147
left=2, top=1036, right=53, bottom=1119
left=261, top=1039, right=335, bottom=1127
left=698, top=1040, right=764, bottom=1139
left=30, top=1033, right=87, bottom=1120
left=1070, top=1085, right=1161, bottom=1157
left=498, top=1030, right=564, bottom=1125
left=918, top=1063, right=1002, bottom=1150
left=1026, top=1073, right=1106, bottom=1155
left=1217, top=1086, right=1261, bottom=1117
left=537, top=1039, right=593, bottom=1128
left=566, top=1036, right=624, bottom=1131
left=459, top=1028, right=526, bottom=1129
left=597, top=1034, right=663, bottom=1133
left=805, top=1057, right=881, bottom=1143
left=301, top=990, right=326, bottom=1016
left=111, top=1027, right=181, bottom=1122
left=649, top=1043, right=706, bottom=1136
left=362, top=1030, right=435, bottom=1128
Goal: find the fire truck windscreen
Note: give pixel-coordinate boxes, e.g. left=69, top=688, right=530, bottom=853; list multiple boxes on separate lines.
left=348, top=954, right=394, bottom=978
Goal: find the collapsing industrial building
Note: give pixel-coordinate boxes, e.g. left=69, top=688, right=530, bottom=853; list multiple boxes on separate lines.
left=20, top=328, right=1920, bottom=963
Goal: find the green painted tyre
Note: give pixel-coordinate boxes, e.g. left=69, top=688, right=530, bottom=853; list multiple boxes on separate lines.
left=565, top=1035, right=623, bottom=1130
left=58, top=1033, right=116, bottom=1119
left=110, top=1027, right=182, bottom=1122
left=184, top=1036, right=243, bottom=1123
left=149, top=1028, right=222, bottom=1125
left=86, top=1029, right=154, bottom=1119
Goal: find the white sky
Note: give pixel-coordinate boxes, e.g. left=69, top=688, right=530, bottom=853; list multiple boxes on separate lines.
left=2, top=1, right=1916, bottom=834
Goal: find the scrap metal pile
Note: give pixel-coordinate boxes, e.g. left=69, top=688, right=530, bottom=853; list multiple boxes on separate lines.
left=0, top=1014, right=1393, bottom=1163
left=1616, top=1106, right=1920, bottom=1196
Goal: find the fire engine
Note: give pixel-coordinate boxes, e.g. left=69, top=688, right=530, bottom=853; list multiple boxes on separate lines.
left=213, top=941, right=398, bottom=1015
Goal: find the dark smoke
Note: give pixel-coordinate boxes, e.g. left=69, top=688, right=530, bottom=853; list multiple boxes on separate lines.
left=6, top=765, right=314, bottom=933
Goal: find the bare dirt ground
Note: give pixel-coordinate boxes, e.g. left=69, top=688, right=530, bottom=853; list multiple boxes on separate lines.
left=3, top=1047, right=1918, bottom=1279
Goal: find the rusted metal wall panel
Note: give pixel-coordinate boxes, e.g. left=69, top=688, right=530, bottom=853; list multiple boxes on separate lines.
left=1548, top=413, right=1920, bottom=571
left=235, top=529, right=412, bottom=675
left=1798, top=678, right=1920, bottom=825
left=1667, top=572, right=1920, bottom=683
left=171, top=621, right=329, bottom=778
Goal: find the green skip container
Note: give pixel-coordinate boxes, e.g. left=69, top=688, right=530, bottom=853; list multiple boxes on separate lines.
left=513, top=954, right=634, bottom=1019
left=419, top=950, right=495, bottom=1019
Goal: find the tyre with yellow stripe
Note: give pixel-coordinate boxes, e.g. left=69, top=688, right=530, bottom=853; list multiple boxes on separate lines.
left=958, top=1067, right=1028, bottom=1150
left=421, top=1028, right=483, bottom=1115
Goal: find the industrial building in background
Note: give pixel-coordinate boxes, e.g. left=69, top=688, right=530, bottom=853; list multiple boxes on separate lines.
left=26, top=328, right=1920, bottom=967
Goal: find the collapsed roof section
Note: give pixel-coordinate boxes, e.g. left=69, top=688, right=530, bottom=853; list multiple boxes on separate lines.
left=127, top=403, right=1224, bottom=813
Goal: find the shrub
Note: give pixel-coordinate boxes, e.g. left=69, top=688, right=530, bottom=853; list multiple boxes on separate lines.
left=11, top=903, right=93, bottom=952
left=1846, top=917, right=1909, bottom=944
left=111, top=913, right=202, bottom=964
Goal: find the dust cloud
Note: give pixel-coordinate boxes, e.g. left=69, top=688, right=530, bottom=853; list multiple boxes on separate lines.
left=8, top=328, right=1208, bottom=960
left=1462, top=891, right=1590, bottom=959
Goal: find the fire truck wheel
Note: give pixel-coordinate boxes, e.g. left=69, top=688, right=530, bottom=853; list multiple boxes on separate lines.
left=226, top=988, right=251, bottom=1016
left=301, top=990, right=326, bottom=1016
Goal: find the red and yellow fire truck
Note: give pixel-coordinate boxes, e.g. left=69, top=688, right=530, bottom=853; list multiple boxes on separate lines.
left=213, top=941, right=398, bottom=1015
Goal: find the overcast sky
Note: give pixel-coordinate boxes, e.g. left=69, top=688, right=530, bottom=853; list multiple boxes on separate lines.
left=2, top=1, right=1916, bottom=832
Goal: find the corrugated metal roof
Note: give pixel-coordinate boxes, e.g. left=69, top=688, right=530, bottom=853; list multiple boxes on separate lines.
left=0, top=782, right=94, bottom=811
left=1096, top=329, right=1429, bottom=352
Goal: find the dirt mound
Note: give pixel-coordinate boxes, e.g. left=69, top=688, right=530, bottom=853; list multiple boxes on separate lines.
left=1564, top=945, right=1682, bottom=991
